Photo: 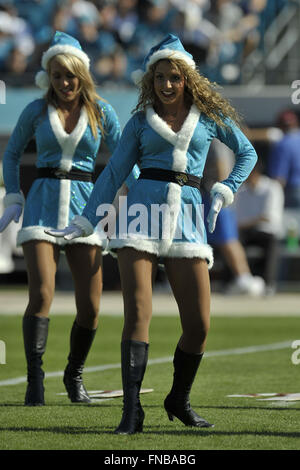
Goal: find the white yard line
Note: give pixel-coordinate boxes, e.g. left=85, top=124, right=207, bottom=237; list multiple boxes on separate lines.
left=0, top=340, right=293, bottom=387
left=1, top=291, right=300, bottom=316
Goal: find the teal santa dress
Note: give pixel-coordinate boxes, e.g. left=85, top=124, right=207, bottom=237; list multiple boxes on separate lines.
left=2, top=98, right=138, bottom=248
left=70, top=104, right=258, bottom=268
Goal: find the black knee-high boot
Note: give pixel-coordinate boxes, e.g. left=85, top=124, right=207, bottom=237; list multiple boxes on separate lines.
left=23, top=316, right=49, bottom=406
left=63, top=321, right=96, bottom=403
left=114, top=340, right=149, bottom=435
left=164, top=346, right=213, bottom=427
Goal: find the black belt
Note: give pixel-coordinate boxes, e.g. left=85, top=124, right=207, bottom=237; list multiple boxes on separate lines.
left=37, top=167, right=93, bottom=182
left=138, top=168, right=201, bottom=189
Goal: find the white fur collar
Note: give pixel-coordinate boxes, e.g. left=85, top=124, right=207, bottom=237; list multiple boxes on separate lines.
left=48, top=105, right=88, bottom=172
left=146, top=106, right=177, bottom=146
left=172, top=104, right=200, bottom=172
left=146, top=104, right=200, bottom=172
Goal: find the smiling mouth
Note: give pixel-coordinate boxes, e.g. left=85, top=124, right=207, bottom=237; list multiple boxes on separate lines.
left=161, top=91, right=175, bottom=97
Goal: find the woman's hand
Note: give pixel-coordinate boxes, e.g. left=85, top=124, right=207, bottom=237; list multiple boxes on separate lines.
left=0, top=204, right=22, bottom=232
left=207, top=193, right=224, bottom=233
left=45, top=224, right=84, bottom=240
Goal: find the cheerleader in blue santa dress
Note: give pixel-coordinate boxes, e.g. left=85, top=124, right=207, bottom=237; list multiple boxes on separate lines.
left=0, top=31, right=138, bottom=406
left=48, top=34, right=258, bottom=433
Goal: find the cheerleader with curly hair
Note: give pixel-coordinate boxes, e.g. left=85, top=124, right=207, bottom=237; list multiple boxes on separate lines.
left=48, top=34, right=258, bottom=433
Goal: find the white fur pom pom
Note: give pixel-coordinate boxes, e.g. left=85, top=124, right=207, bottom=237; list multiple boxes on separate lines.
left=35, top=70, right=50, bottom=90
left=131, top=69, right=144, bottom=86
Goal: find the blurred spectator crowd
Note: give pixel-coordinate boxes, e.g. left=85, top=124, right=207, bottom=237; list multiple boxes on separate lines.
left=0, top=0, right=291, bottom=87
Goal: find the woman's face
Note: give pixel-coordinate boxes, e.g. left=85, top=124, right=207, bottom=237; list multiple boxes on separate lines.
left=49, top=58, right=81, bottom=103
left=153, top=60, right=185, bottom=107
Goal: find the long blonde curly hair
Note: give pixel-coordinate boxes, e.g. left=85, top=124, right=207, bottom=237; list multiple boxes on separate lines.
left=133, top=57, right=242, bottom=128
left=45, top=54, right=106, bottom=138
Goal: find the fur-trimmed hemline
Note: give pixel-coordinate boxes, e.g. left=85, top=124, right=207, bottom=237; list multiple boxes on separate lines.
left=108, top=238, right=214, bottom=268
left=17, top=226, right=105, bottom=248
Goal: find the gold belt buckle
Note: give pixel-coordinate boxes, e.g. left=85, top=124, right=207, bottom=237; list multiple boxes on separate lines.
left=175, top=173, right=188, bottom=186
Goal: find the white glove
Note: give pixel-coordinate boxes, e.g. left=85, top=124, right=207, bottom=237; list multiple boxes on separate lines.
left=0, top=204, right=22, bottom=232
left=207, top=193, right=224, bottom=233
left=45, top=224, right=84, bottom=240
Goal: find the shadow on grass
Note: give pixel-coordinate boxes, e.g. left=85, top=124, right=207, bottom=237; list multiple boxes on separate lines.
left=0, top=403, right=113, bottom=407
left=0, top=426, right=105, bottom=435
left=1, top=402, right=300, bottom=440
left=1, top=402, right=300, bottom=413
left=200, top=404, right=300, bottom=412
left=1, top=425, right=300, bottom=439
left=143, top=428, right=300, bottom=439
left=142, top=403, right=300, bottom=413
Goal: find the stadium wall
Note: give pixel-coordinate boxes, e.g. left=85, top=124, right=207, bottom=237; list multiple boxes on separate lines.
left=0, top=84, right=297, bottom=135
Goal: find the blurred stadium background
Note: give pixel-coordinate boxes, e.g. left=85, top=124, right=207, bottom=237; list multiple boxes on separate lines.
left=0, top=0, right=300, bottom=294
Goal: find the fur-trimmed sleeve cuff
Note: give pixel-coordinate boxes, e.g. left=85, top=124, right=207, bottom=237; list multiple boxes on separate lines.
left=72, top=215, right=94, bottom=236
left=3, top=192, right=25, bottom=208
left=210, top=182, right=234, bottom=207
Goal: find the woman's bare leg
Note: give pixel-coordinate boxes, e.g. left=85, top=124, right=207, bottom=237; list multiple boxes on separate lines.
left=163, top=257, right=213, bottom=427
left=22, top=241, right=60, bottom=405
left=23, top=240, right=60, bottom=318
left=164, top=257, right=210, bottom=354
left=62, top=243, right=103, bottom=403
left=64, top=243, right=103, bottom=330
left=117, top=247, right=158, bottom=342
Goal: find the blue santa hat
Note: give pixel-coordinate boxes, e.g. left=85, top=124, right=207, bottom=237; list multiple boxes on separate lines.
left=132, top=34, right=196, bottom=85
left=35, top=31, right=90, bottom=90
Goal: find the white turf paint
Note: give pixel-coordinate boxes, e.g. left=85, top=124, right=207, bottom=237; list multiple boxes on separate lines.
left=0, top=340, right=292, bottom=388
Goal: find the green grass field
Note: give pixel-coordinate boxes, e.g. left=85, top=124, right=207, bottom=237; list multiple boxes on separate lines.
left=0, top=313, right=299, bottom=451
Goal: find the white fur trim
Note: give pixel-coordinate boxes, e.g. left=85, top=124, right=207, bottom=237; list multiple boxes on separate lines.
left=108, top=238, right=213, bottom=268
left=17, top=226, right=65, bottom=246
left=35, top=70, right=50, bottom=90
left=146, top=106, right=176, bottom=146
left=132, top=49, right=195, bottom=86
left=145, top=105, right=201, bottom=255
left=167, top=243, right=214, bottom=269
left=146, top=104, right=200, bottom=155
left=42, top=45, right=90, bottom=70
left=47, top=107, right=88, bottom=230
left=210, top=182, right=234, bottom=207
left=108, top=238, right=160, bottom=256
left=132, top=49, right=195, bottom=85
left=57, top=179, right=71, bottom=229
left=4, top=192, right=25, bottom=208
left=131, top=69, right=144, bottom=85
left=146, top=49, right=196, bottom=71
left=16, top=226, right=103, bottom=247
left=172, top=104, right=200, bottom=172
left=72, top=215, right=94, bottom=236
left=48, top=105, right=88, bottom=172
left=159, top=183, right=181, bottom=255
